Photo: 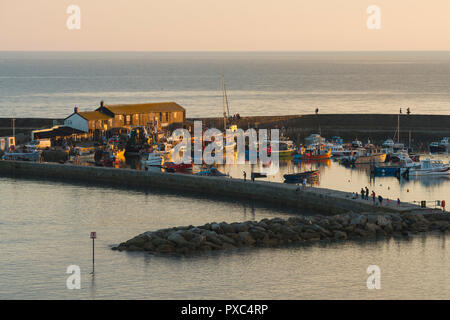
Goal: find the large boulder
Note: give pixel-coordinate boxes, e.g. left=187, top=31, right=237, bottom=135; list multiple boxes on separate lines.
left=237, top=232, right=256, bottom=245
left=190, top=234, right=207, bottom=247
left=211, top=223, right=223, bottom=234
left=219, top=222, right=234, bottom=234
left=204, top=231, right=223, bottom=246
left=300, top=230, right=321, bottom=241
left=168, top=231, right=190, bottom=247
left=232, top=223, right=249, bottom=233
left=376, top=215, right=391, bottom=227
left=350, top=215, right=367, bottom=227
left=333, top=231, right=347, bottom=240
left=365, top=222, right=379, bottom=233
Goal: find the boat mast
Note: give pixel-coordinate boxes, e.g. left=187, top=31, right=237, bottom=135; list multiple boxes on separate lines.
left=397, top=112, right=400, bottom=143
left=222, top=75, right=230, bottom=130
left=12, top=118, right=15, bottom=141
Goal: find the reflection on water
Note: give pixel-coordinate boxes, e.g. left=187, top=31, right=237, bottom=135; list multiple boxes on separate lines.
left=0, top=153, right=448, bottom=299
left=115, top=151, right=449, bottom=206
left=214, top=153, right=450, bottom=205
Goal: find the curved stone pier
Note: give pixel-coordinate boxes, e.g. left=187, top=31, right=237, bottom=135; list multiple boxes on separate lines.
left=0, top=160, right=432, bottom=214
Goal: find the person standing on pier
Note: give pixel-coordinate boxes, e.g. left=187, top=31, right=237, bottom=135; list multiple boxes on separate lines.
left=378, top=195, right=383, bottom=206
left=372, top=191, right=376, bottom=205
left=360, top=188, right=365, bottom=199
left=243, top=171, right=247, bottom=182
left=365, top=187, right=369, bottom=200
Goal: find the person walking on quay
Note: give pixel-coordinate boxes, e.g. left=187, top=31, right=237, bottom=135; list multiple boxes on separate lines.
left=365, top=187, right=369, bottom=200
left=372, top=191, right=376, bottom=205
left=243, top=171, right=247, bottom=182
left=397, top=198, right=401, bottom=206
left=378, top=195, right=383, bottom=206
left=361, top=188, right=365, bottom=199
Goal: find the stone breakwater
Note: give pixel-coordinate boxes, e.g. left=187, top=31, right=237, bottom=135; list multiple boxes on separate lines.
left=113, top=211, right=450, bottom=255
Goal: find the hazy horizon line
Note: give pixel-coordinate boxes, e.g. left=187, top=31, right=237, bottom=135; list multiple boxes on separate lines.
left=2, top=50, right=450, bottom=53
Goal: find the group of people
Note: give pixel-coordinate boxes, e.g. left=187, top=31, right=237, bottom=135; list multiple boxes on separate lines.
left=352, top=187, right=401, bottom=207
left=399, top=107, right=411, bottom=115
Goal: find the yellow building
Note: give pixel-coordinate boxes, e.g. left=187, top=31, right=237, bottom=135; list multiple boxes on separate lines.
left=64, top=101, right=186, bottom=138
left=96, top=101, right=185, bottom=129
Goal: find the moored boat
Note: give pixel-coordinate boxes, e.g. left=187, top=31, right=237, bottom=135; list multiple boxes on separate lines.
left=195, top=167, right=228, bottom=177
left=141, top=152, right=163, bottom=167
left=283, top=170, right=319, bottom=182
left=2, top=150, right=41, bottom=162
left=294, top=145, right=331, bottom=161
left=400, top=158, right=450, bottom=177
left=164, top=162, right=193, bottom=171
left=430, top=138, right=449, bottom=153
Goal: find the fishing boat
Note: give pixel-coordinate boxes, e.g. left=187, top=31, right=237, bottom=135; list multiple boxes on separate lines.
left=164, top=162, right=193, bottom=171
left=195, top=167, right=228, bottom=177
left=330, top=145, right=351, bottom=157
left=382, top=139, right=395, bottom=148
left=354, top=153, right=387, bottom=164
left=351, top=140, right=363, bottom=148
left=430, top=137, right=449, bottom=153
left=251, top=172, right=267, bottom=179
left=373, top=155, right=419, bottom=176
left=305, top=134, right=325, bottom=146
left=400, top=158, right=450, bottom=177
left=294, top=145, right=331, bottom=161
left=2, top=150, right=41, bottom=161
left=268, top=140, right=295, bottom=158
left=141, top=152, right=163, bottom=167
left=283, top=170, right=319, bottom=182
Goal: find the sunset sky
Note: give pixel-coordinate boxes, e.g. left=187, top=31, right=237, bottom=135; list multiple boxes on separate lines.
left=0, top=0, right=449, bottom=51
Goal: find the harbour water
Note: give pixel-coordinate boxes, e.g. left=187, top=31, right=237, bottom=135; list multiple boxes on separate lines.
left=1, top=51, right=450, bottom=299
left=1, top=174, right=450, bottom=299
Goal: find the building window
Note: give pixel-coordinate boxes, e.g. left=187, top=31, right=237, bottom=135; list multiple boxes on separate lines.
left=165, top=113, right=169, bottom=122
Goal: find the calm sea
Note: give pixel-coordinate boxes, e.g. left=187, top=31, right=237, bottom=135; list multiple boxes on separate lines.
left=0, top=51, right=450, bottom=118
left=0, top=51, right=449, bottom=299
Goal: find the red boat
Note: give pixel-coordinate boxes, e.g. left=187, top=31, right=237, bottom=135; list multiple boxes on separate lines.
left=164, top=162, right=193, bottom=171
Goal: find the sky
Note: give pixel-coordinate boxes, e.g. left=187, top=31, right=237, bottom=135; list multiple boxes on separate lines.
left=0, top=0, right=449, bottom=51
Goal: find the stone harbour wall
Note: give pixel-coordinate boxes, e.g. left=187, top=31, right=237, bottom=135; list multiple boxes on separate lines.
left=0, top=160, right=427, bottom=214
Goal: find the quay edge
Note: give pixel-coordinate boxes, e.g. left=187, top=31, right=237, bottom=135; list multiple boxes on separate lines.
left=0, top=160, right=433, bottom=214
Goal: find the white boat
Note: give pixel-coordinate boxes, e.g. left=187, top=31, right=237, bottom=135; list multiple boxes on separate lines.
left=141, top=153, right=162, bottom=167
left=351, top=140, right=363, bottom=148
left=400, top=158, right=450, bottom=176
left=382, top=139, right=395, bottom=148
left=330, top=145, right=350, bottom=157
left=430, top=137, right=449, bottom=153
left=2, top=151, right=41, bottom=161
left=305, top=134, right=325, bottom=146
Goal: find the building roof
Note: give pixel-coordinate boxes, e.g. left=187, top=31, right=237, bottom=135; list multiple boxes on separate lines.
left=98, top=102, right=185, bottom=115
left=77, top=111, right=112, bottom=121
left=65, top=110, right=112, bottom=121
left=33, top=126, right=86, bottom=139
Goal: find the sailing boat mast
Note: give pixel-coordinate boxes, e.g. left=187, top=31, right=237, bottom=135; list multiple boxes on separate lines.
left=222, top=75, right=230, bottom=130
left=397, top=113, right=400, bottom=143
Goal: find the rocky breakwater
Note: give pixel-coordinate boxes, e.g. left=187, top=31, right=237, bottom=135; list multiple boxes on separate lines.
left=113, top=211, right=450, bottom=255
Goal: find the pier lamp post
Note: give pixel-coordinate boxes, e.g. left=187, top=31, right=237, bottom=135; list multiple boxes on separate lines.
left=12, top=118, right=15, bottom=141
